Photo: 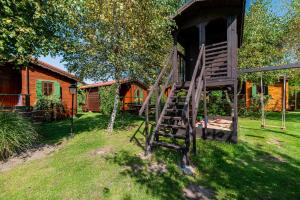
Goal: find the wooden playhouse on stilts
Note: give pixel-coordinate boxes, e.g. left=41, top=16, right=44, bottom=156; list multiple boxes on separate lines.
left=139, top=0, right=246, bottom=166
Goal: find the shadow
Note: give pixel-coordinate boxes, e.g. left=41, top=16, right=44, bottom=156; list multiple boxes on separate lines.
left=38, top=112, right=141, bottom=144
left=106, top=150, right=190, bottom=200
left=241, top=126, right=285, bottom=134
left=191, top=141, right=300, bottom=199
left=245, top=134, right=265, bottom=139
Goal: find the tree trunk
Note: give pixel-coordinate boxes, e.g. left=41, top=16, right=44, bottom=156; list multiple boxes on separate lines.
left=107, top=83, right=120, bottom=133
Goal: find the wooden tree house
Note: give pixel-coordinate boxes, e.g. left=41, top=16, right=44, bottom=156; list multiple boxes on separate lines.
left=139, top=0, right=246, bottom=165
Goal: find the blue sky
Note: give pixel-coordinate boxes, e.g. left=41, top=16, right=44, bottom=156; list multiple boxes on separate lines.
left=39, top=0, right=290, bottom=83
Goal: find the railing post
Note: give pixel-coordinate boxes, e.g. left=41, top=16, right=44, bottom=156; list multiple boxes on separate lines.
left=173, top=44, right=178, bottom=84
left=192, top=84, right=196, bottom=154
left=145, top=103, right=149, bottom=155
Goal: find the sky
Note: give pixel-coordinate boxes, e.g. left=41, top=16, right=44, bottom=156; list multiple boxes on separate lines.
left=39, top=0, right=290, bottom=84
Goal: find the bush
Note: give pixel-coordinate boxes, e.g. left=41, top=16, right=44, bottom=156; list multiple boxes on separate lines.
left=239, top=95, right=271, bottom=118
left=34, top=96, right=65, bottom=120
left=99, top=84, right=119, bottom=115
left=0, top=112, right=38, bottom=160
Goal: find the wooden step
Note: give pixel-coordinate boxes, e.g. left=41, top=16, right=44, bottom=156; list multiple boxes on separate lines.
left=159, top=124, right=185, bottom=129
left=162, top=116, right=182, bottom=120
left=168, top=102, right=185, bottom=106
left=165, top=108, right=184, bottom=113
left=152, top=141, right=183, bottom=150
left=157, top=132, right=186, bottom=139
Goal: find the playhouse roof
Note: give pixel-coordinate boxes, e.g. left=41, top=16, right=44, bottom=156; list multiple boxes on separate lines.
left=80, top=79, right=148, bottom=90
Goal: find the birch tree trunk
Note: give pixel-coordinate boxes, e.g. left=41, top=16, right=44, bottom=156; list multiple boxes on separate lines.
left=107, top=82, right=120, bottom=133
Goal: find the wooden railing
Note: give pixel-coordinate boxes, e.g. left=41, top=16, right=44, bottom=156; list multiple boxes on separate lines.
left=139, top=47, right=175, bottom=117
left=0, top=94, right=29, bottom=108
left=205, top=41, right=228, bottom=79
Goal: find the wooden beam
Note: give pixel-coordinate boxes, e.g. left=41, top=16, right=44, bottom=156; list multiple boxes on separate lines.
left=239, top=63, right=300, bottom=74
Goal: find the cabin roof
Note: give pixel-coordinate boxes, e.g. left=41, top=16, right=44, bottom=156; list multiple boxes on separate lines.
left=80, top=79, right=148, bottom=90
left=31, top=59, right=79, bottom=82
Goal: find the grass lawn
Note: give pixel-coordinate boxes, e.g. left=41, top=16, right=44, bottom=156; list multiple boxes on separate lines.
left=0, top=112, right=299, bottom=200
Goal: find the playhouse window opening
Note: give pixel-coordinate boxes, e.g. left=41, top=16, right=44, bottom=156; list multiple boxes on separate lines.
left=205, top=18, right=227, bottom=45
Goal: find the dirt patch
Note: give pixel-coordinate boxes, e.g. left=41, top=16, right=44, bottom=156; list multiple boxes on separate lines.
left=138, top=152, right=152, bottom=160
left=148, top=162, right=168, bottom=173
left=263, top=154, right=286, bottom=163
left=267, top=138, right=283, bottom=147
left=183, top=184, right=215, bottom=200
left=90, top=147, right=114, bottom=156
left=0, top=144, right=58, bottom=172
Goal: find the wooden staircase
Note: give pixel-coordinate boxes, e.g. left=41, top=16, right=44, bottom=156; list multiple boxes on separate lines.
left=139, top=44, right=206, bottom=166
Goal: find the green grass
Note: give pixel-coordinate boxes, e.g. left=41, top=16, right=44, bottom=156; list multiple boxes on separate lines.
left=0, top=112, right=299, bottom=200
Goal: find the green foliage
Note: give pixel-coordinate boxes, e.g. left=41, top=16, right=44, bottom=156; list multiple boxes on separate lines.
left=99, top=85, right=118, bottom=115
left=198, top=91, right=230, bottom=116
left=34, top=95, right=64, bottom=112
left=0, top=0, right=82, bottom=65
left=239, top=0, right=287, bottom=84
left=239, top=95, right=271, bottom=118
left=0, top=112, right=38, bottom=160
left=77, top=87, right=86, bottom=112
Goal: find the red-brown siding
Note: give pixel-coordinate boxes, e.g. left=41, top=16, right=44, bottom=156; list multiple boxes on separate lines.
left=20, top=65, right=77, bottom=114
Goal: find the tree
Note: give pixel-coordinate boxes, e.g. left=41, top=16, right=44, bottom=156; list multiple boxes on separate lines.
left=0, top=0, right=82, bottom=65
left=62, top=0, right=178, bottom=132
left=238, top=0, right=287, bottom=84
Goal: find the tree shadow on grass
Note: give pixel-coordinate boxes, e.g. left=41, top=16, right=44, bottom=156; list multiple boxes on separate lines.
left=38, top=112, right=141, bottom=145
left=192, top=141, right=300, bottom=199
left=106, top=150, right=191, bottom=200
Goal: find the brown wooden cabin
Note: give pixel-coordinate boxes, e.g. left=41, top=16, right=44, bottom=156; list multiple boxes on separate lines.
left=0, top=60, right=78, bottom=115
left=80, top=79, right=148, bottom=113
left=243, top=79, right=289, bottom=112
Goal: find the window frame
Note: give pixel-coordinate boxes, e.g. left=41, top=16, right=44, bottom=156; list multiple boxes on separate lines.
left=42, top=81, right=54, bottom=96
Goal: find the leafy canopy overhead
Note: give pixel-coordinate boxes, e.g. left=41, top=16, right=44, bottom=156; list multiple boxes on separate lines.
left=0, top=0, right=82, bottom=65
left=238, top=0, right=288, bottom=84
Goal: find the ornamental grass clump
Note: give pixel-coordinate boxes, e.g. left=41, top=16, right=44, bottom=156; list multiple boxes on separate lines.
left=0, top=112, right=38, bottom=160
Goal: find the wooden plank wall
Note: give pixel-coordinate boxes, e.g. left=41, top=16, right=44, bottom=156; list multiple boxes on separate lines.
left=21, top=65, right=77, bottom=114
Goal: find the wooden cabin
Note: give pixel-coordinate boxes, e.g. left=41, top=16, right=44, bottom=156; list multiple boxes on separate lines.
left=139, top=0, right=246, bottom=164
left=244, top=79, right=289, bottom=112
left=80, top=79, right=148, bottom=112
left=0, top=60, right=78, bottom=114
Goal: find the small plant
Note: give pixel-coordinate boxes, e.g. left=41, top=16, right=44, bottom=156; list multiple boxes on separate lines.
left=34, top=96, right=65, bottom=120
left=0, top=112, right=38, bottom=160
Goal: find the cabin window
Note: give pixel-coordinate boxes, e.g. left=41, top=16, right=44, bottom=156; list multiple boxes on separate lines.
left=42, top=81, right=54, bottom=96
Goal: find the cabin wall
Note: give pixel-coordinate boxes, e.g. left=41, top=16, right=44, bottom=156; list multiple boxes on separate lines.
left=0, top=66, right=22, bottom=106
left=245, top=80, right=289, bottom=112
left=121, top=83, right=148, bottom=111
left=21, top=66, right=77, bottom=114
left=85, top=87, right=100, bottom=112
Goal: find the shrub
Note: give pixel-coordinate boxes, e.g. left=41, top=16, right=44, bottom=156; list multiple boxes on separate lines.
left=77, top=87, right=86, bottom=112
left=34, top=96, right=65, bottom=120
left=0, top=112, right=38, bottom=160
left=99, top=84, right=119, bottom=115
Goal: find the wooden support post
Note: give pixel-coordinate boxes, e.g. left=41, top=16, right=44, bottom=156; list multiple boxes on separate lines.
left=282, top=75, right=286, bottom=130
left=173, top=32, right=178, bottom=83
left=155, top=87, right=160, bottom=142
left=232, top=80, right=238, bottom=143
left=192, top=84, right=196, bottom=154
left=145, top=104, right=149, bottom=155
left=203, top=77, right=208, bottom=139
left=25, top=66, right=30, bottom=109
left=260, top=74, right=266, bottom=128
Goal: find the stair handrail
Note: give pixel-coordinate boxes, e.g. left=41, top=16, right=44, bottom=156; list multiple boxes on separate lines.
left=139, top=48, right=174, bottom=116
left=195, top=46, right=206, bottom=108
left=146, top=83, right=176, bottom=154
left=182, top=44, right=205, bottom=118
